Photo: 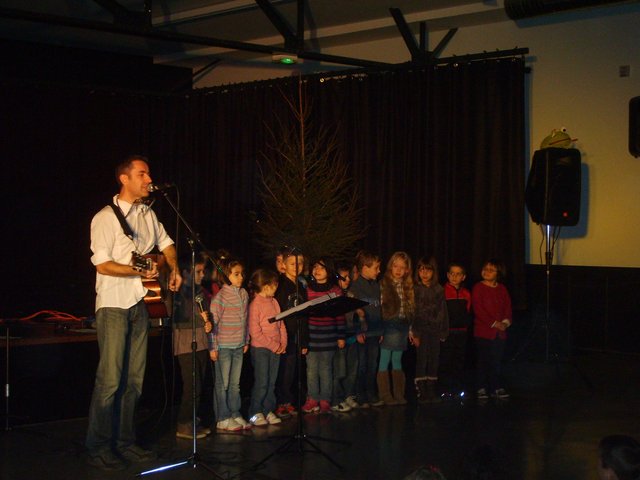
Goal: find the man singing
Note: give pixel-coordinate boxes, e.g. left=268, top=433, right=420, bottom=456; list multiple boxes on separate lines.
left=85, top=155, right=181, bottom=471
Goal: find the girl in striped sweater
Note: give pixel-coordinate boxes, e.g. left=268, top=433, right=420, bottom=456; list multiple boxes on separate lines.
left=209, top=258, right=250, bottom=431
left=302, top=257, right=346, bottom=414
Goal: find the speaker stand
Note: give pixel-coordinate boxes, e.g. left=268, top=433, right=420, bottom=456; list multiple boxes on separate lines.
left=512, top=224, right=560, bottom=362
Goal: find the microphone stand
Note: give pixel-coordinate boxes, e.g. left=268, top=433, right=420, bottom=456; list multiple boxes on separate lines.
left=137, top=189, right=227, bottom=479
left=252, top=249, right=348, bottom=471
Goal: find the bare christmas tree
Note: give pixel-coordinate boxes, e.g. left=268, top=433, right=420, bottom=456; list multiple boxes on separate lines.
left=255, top=78, right=364, bottom=262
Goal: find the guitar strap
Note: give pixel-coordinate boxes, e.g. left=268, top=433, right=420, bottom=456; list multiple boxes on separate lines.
left=109, top=203, right=168, bottom=317
left=108, top=202, right=134, bottom=241
left=109, top=202, right=149, bottom=272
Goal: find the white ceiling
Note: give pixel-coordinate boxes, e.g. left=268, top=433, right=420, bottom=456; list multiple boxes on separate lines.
left=0, top=0, right=510, bottom=69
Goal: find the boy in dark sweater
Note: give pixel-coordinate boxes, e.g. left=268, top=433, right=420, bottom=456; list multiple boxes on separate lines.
left=274, top=252, right=308, bottom=417
left=349, top=251, right=384, bottom=408
left=440, top=263, right=472, bottom=398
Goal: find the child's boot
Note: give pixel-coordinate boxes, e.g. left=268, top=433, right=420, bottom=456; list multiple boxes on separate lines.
left=391, top=370, right=407, bottom=405
left=376, top=371, right=395, bottom=405
left=414, top=376, right=429, bottom=404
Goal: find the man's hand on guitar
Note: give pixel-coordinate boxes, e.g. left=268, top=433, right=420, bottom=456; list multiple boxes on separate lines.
left=131, top=252, right=159, bottom=279
left=140, top=262, right=159, bottom=279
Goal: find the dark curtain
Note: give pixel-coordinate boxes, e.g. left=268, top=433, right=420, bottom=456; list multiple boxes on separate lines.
left=0, top=58, right=525, bottom=318
left=0, top=84, right=186, bottom=316
left=185, top=59, right=526, bottom=306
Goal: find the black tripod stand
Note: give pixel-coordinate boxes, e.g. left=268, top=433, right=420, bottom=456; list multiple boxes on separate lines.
left=137, top=189, right=227, bottom=478
left=512, top=224, right=561, bottom=362
left=252, top=330, right=349, bottom=471
left=252, top=254, right=355, bottom=471
left=510, top=225, right=593, bottom=392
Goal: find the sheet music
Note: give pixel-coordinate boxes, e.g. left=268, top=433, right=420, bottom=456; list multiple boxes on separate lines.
left=273, top=292, right=338, bottom=321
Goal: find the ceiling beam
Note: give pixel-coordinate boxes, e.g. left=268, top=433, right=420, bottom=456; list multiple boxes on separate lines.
left=254, top=0, right=298, bottom=49
left=419, top=22, right=427, bottom=52
left=390, top=7, right=458, bottom=64
left=0, top=6, right=390, bottom=69
left=150, top=1, right=506, bottom=64
left=153, top=0, right=289, bottom=27
left=431, top=28, right=458, bottom=59
left=91, top=0, right=150, bottom=26
left=389, top=7, right=424, bottom=62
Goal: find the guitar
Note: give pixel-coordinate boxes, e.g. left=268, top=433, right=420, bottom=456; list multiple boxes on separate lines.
left=132, top=252, right=171, bottom=318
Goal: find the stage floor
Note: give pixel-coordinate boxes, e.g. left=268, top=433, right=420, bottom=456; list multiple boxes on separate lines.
left=1, top=352, right=638, bottom=480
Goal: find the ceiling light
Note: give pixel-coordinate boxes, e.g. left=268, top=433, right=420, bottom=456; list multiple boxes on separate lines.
left=272, top=53, right=298, bottom=65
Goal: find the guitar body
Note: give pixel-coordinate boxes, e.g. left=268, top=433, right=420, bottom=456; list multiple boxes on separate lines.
left=142, top=278, right=169, bottom=319
left=132, top=253, right=172, bottom=319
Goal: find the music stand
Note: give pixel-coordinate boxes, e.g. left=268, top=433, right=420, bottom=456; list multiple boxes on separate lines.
left=252, top=294, right=367, bottom=471
left=137, top=190, right=227, bottom=479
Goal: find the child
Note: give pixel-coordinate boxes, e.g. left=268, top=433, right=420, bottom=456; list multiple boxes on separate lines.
left=441, top=262, right=472, bottom=398
left=173, top=255, right=212, bottom=439
left=274, top=251, right=308, bottom=418
left=302, top=258, right=346, bottom=414
left=247, top=269, right=287, bottom=426
left=350, top=250, right=383, bottom=408
left=412, top=256, right=448, bottom=404
left=209, top=257, right=250, bottom=431
left=598, top=435, right=640, bottom=480
left=331, top=262, right=359, bottom=412
left=274, top=246, right=287, bottom=274
left=471, top=259, right=512, bottom=400
left=379, top=251, right=415, bottom=406
left=205, top=248, right=230, bottom=298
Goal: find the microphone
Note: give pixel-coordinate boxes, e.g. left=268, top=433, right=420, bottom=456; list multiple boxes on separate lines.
left=147, top=182, right=175, bottom=192
left=194, top=293, right=212, bottom=326
left=194, top=293, right=205, bottom=311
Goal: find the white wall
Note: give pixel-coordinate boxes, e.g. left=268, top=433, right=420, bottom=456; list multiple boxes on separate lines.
left=195, top=4, right=640, bottom=268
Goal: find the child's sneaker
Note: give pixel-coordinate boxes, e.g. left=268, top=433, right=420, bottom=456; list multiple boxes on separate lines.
left=301, top=397, right=319, bottom=413
left=319, top=400, right=332, bottom=414
left=249, top=413, right=268, bottom=427
left=265, top=412, right=282, bottom=424
left=331, top=401, right=352, bottom=412
left=284, top=403, right=297, bottom=415
left=216, top=418, right=243, bottom=431
left=492, top=388, right=510, bottom=399
left=233, top=416, right=252, bottom=430
left=345, top=396, right=359, bottom=409
left=476, top=388, right=489, bottom=400
left=275, top=404, right=291, bottom=419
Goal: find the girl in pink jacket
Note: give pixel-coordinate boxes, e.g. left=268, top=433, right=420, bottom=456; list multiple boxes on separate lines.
left=247, top=269, right=288, bottom=426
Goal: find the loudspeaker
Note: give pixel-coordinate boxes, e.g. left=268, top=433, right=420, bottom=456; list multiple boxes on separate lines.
left=630, top=96, right=640, bottom=158
left=525, top=147, right=581, bottom=226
